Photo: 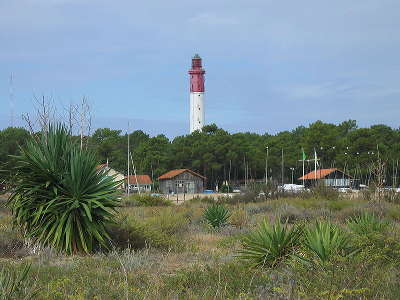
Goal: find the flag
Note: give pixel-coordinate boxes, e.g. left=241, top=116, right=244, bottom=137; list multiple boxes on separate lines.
left=302, top=148, right=306, bottom=161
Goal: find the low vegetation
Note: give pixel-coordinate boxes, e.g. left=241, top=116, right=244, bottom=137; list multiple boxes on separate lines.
left=1, top=188, right=400, bottom=299
left=123, top=194, right=172, bottom=207
left=202, top=203, right=230, bottom=229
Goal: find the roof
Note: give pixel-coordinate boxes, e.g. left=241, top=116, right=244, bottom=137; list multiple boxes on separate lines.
left=158, top=169, right=206, bottom=180
left=125, top=175, right=152, bottom=185
left=298, top=168, right=352, bottom=180
left=96, top=164, right=107, bottom=170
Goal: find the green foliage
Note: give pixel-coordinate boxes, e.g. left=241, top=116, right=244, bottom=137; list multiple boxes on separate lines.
left=123, top=194, right=172, bottom=207
left=6, top=124, right=121, bottom=254
left=238, top=219, right=303, bottom=267
left=203, top=204, right=230, bottom=228
left=347, top=212, right=391, bottom=235
left=0, top=264, right=37, bottom=300
left=302, top=221, right=358, bottom=264
left=109, top=210, right=189, bottom=250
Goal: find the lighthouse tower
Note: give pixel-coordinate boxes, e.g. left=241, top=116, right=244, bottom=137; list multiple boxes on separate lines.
left=189, top=54, right=205, bottom=133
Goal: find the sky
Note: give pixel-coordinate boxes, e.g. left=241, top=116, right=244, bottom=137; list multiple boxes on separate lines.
left=0, top=0, right=399, bottom=137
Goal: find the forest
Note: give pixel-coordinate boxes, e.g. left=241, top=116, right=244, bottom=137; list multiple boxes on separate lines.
left=1, top=119, right=400, bottom=189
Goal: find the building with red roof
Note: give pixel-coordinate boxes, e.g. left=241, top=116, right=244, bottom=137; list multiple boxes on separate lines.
left=298, top=168, right=356, bottom=188
left=158, top=169, right=205, bottom=194
left=125, top=175, right=152, bottom=193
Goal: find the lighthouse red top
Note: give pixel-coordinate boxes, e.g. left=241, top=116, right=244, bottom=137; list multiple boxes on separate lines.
left=188, top=54, right=205, bottom=92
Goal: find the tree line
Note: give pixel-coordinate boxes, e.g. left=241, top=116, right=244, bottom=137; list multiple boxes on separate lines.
left=1, top=120, right=400, bottom=189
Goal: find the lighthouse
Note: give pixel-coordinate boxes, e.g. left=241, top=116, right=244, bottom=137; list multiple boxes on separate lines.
left=189, top=54, right=205, bottom=133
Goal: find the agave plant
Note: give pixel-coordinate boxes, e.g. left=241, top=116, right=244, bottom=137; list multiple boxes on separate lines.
left=347, top=212, right=390, bottom=235
left=7, top=124, right=121, bottom=254
left=303, top=221, right=358, bottom=264
left=238, top=219, right=303, bottom=267
left=203, top=204, right=230, bottom=228
left=0, top=264, right=37, bottom=300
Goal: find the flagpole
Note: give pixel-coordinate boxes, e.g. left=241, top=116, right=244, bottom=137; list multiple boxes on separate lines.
left=302, top=155, right=305, bottom=187
left=314, top=148, right=317, bottom=182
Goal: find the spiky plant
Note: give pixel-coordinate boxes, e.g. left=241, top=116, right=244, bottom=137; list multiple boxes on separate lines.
left=0, top=264, right=37, bottom=300
left=303, top=221, right=358, bottom=264
left=347, top=212, right=390, bottom=235
left=203, top=203, right=230, bottom=228
left=7, top=124, right=121, bottom=254
left=238, top=219, right=303, bottom=267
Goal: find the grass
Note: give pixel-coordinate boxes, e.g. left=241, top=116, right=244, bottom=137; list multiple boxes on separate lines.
left=1, top=192, right=400, bottom=299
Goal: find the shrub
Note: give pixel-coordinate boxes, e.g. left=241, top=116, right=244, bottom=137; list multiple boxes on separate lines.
left=109, top=211, right=189, bottom=250
left=203, top=204, right=231, bottom=229
left=218, top=192, right=258, bottom=204
left=229, top=208, right=249, bottom=228
left=245, top=203, right=273, bottom=215
left=238, top=219, right=303, bottom=267
left=347, top=212, right=391, bottom=235
left=186, top=196, right=215, bottom=205
left=300, top=184, right=339, bottom=201
left=302, top=221, right=358, bottom=264
left=0, top=264, right=37, bottom=300
left=123, top=194, right=172, bottom=207
left=6, top=124, right=121, bottom=254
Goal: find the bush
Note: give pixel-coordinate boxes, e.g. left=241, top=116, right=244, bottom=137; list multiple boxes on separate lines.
left=6, top=124, right=121, bottom=254
left=302, top=221, right=358, bottom=264
left=298, top=184, right=339, bottom=201
left=123, top=194, right=172, bottom=207
left=238, top=219, right=303, bottom=267
left=347, top=212, right=391, bottom=235
left=218, top=192, right=259, bottom=204
left=109, top=211, right=189, bottom=250
left=203, top=204, right=231, bottom=229
left=186, top=196, right=215, bottom=205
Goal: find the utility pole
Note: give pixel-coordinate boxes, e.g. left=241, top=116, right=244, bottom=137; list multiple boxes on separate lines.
left=265, top=146, right=269, bottom=185
left=127, top=123, right=130, bottom=198
left=281, top=148, right=284, bottom=186
left=290, top=167, right=295, bottom=184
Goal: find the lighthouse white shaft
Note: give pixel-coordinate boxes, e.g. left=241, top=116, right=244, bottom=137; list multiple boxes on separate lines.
left=190, top=92, right=204, bottom=133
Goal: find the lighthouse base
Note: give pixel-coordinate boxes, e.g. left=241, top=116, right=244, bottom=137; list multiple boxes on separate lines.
left=190, top=92, right=205, bottom=133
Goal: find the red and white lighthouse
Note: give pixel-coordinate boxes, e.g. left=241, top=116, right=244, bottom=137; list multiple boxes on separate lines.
left=188, top=54, right=205, bottom=133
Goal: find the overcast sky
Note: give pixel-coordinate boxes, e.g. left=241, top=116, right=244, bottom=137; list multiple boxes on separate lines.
left=0, top=0, right=399, bottom=137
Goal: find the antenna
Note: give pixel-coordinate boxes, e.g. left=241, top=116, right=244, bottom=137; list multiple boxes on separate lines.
left=9, top=73, right=15, bottom=127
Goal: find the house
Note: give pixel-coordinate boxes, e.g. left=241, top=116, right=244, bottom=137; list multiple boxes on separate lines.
left=298, top=168, right=358, bottom=189
left=125, top=175, right=152, bottom=193
left=158, top=169, right=206, bottom=194
left=96, top=164, right=125, bottom=189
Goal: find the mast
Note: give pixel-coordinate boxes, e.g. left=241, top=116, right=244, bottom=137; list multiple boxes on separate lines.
left=281, top=148, right=284, bottom=186
left=127, top=123, right=130, bottom=198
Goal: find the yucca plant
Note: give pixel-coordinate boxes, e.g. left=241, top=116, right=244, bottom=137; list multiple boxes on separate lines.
left=7, top=124, right=121, bottom=254
left=0, top=264, right=37, bottom=300
left=302, top=221, right=358, bottom=264
left=238, top=219, right=303, bottom=267
left=203, top=204, right=230, bottom=228
left=347, top=212, right=390, bottom=235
